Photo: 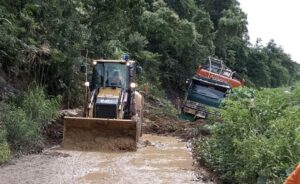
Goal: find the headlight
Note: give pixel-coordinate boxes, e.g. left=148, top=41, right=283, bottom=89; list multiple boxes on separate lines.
left=130, top=82, right=137, bottom=88
left=92, top=61, right=97, bottom=65
left=84, top=81, right=90, bottom=87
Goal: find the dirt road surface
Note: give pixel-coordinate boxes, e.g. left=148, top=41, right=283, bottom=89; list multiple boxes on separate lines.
left=0, top=134, right=213, bottom=184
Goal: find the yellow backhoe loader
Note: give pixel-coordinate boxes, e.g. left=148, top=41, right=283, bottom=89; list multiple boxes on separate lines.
left=63, top=58, right=143, bottom=151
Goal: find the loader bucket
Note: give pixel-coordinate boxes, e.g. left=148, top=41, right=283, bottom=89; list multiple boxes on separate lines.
left=63, top=117, right=140, bottom=151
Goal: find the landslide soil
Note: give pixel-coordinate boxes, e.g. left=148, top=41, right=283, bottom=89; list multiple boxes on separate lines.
left=0, top=99, right=215, bottom=184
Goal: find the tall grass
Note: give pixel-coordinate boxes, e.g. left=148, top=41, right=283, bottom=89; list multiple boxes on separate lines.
left=20, top=85, right=60, bottom=125
left=0, top=85, right=60, bottom=159
left=0, top=128, right=10, bottom=164
left=1, top=105, right=40, bottom=152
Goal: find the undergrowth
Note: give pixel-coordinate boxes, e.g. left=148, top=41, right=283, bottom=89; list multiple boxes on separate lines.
left=195, top=84, right=300, bottom=184
left=0, top=85, right=60, bottom=163
left=0, top=128, right=10, bottom=164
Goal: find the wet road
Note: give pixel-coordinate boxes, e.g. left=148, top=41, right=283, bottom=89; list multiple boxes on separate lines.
left=0, top=134, right=212, bottom=184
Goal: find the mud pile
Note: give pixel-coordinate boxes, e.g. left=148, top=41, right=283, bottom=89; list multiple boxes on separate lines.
left=44, top=109, right=82, bottom=145
left=143, top=101, right=202, bottom=140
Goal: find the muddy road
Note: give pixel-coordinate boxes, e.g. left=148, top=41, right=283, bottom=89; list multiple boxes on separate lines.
left=0, top=134, right=213, bottom=184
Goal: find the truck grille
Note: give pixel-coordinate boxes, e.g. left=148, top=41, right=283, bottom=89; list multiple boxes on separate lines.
left=185, top=100, right=205, bottom=111
left=95, top=104, right=117, bottom=119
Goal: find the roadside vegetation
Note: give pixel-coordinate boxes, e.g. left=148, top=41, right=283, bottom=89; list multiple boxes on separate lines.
left=195, top=83, right=300, bottom=183
left=0, top=86, right=60, bottom=163
left=0, top=0, right=300, bottom=183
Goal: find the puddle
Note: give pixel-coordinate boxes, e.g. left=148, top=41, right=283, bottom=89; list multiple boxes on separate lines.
left=80, top=134, right=197, bottom=184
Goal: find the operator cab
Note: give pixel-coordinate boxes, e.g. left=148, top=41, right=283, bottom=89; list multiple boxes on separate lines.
left=202, top=57, right=234, bottom=78
left=91, top=60, right=130, bottom=90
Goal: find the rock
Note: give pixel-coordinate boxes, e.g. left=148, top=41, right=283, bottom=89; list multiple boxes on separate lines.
left=144, top=140, right=153, bottom=146
left=59, top=109, right=83, bottom=117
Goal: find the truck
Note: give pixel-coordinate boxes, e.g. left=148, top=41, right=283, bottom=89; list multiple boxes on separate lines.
left=182, top=75, right=231, bottom=119
left=182, top=57, right=243, bottom=119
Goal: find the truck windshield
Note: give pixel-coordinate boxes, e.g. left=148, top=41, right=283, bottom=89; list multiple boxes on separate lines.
left=190, top=79, right=228, bottom=99
left=92, top=63, right=128, bottom=89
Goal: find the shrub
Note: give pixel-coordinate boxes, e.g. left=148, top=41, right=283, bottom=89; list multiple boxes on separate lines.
left=20, top=85, right=61, bottom=126
left=196, top=85, right=300, bottom=183
left=0, top=86, right=60, bottom=153
left=1, top=105, right=40, bottom=152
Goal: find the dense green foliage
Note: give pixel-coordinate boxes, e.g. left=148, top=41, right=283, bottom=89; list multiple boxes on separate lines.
left=0, top=0, right=299, bottom=103
left=0, top=86, right=60, bottom=160
left=197, top=85, right=300, bottom=183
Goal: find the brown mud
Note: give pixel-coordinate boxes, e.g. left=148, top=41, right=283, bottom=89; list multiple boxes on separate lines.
left=0, top=134, right=214, bottom=184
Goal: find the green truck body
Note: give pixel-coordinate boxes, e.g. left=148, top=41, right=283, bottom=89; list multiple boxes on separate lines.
left=183, top=76, right=231, bottom=119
